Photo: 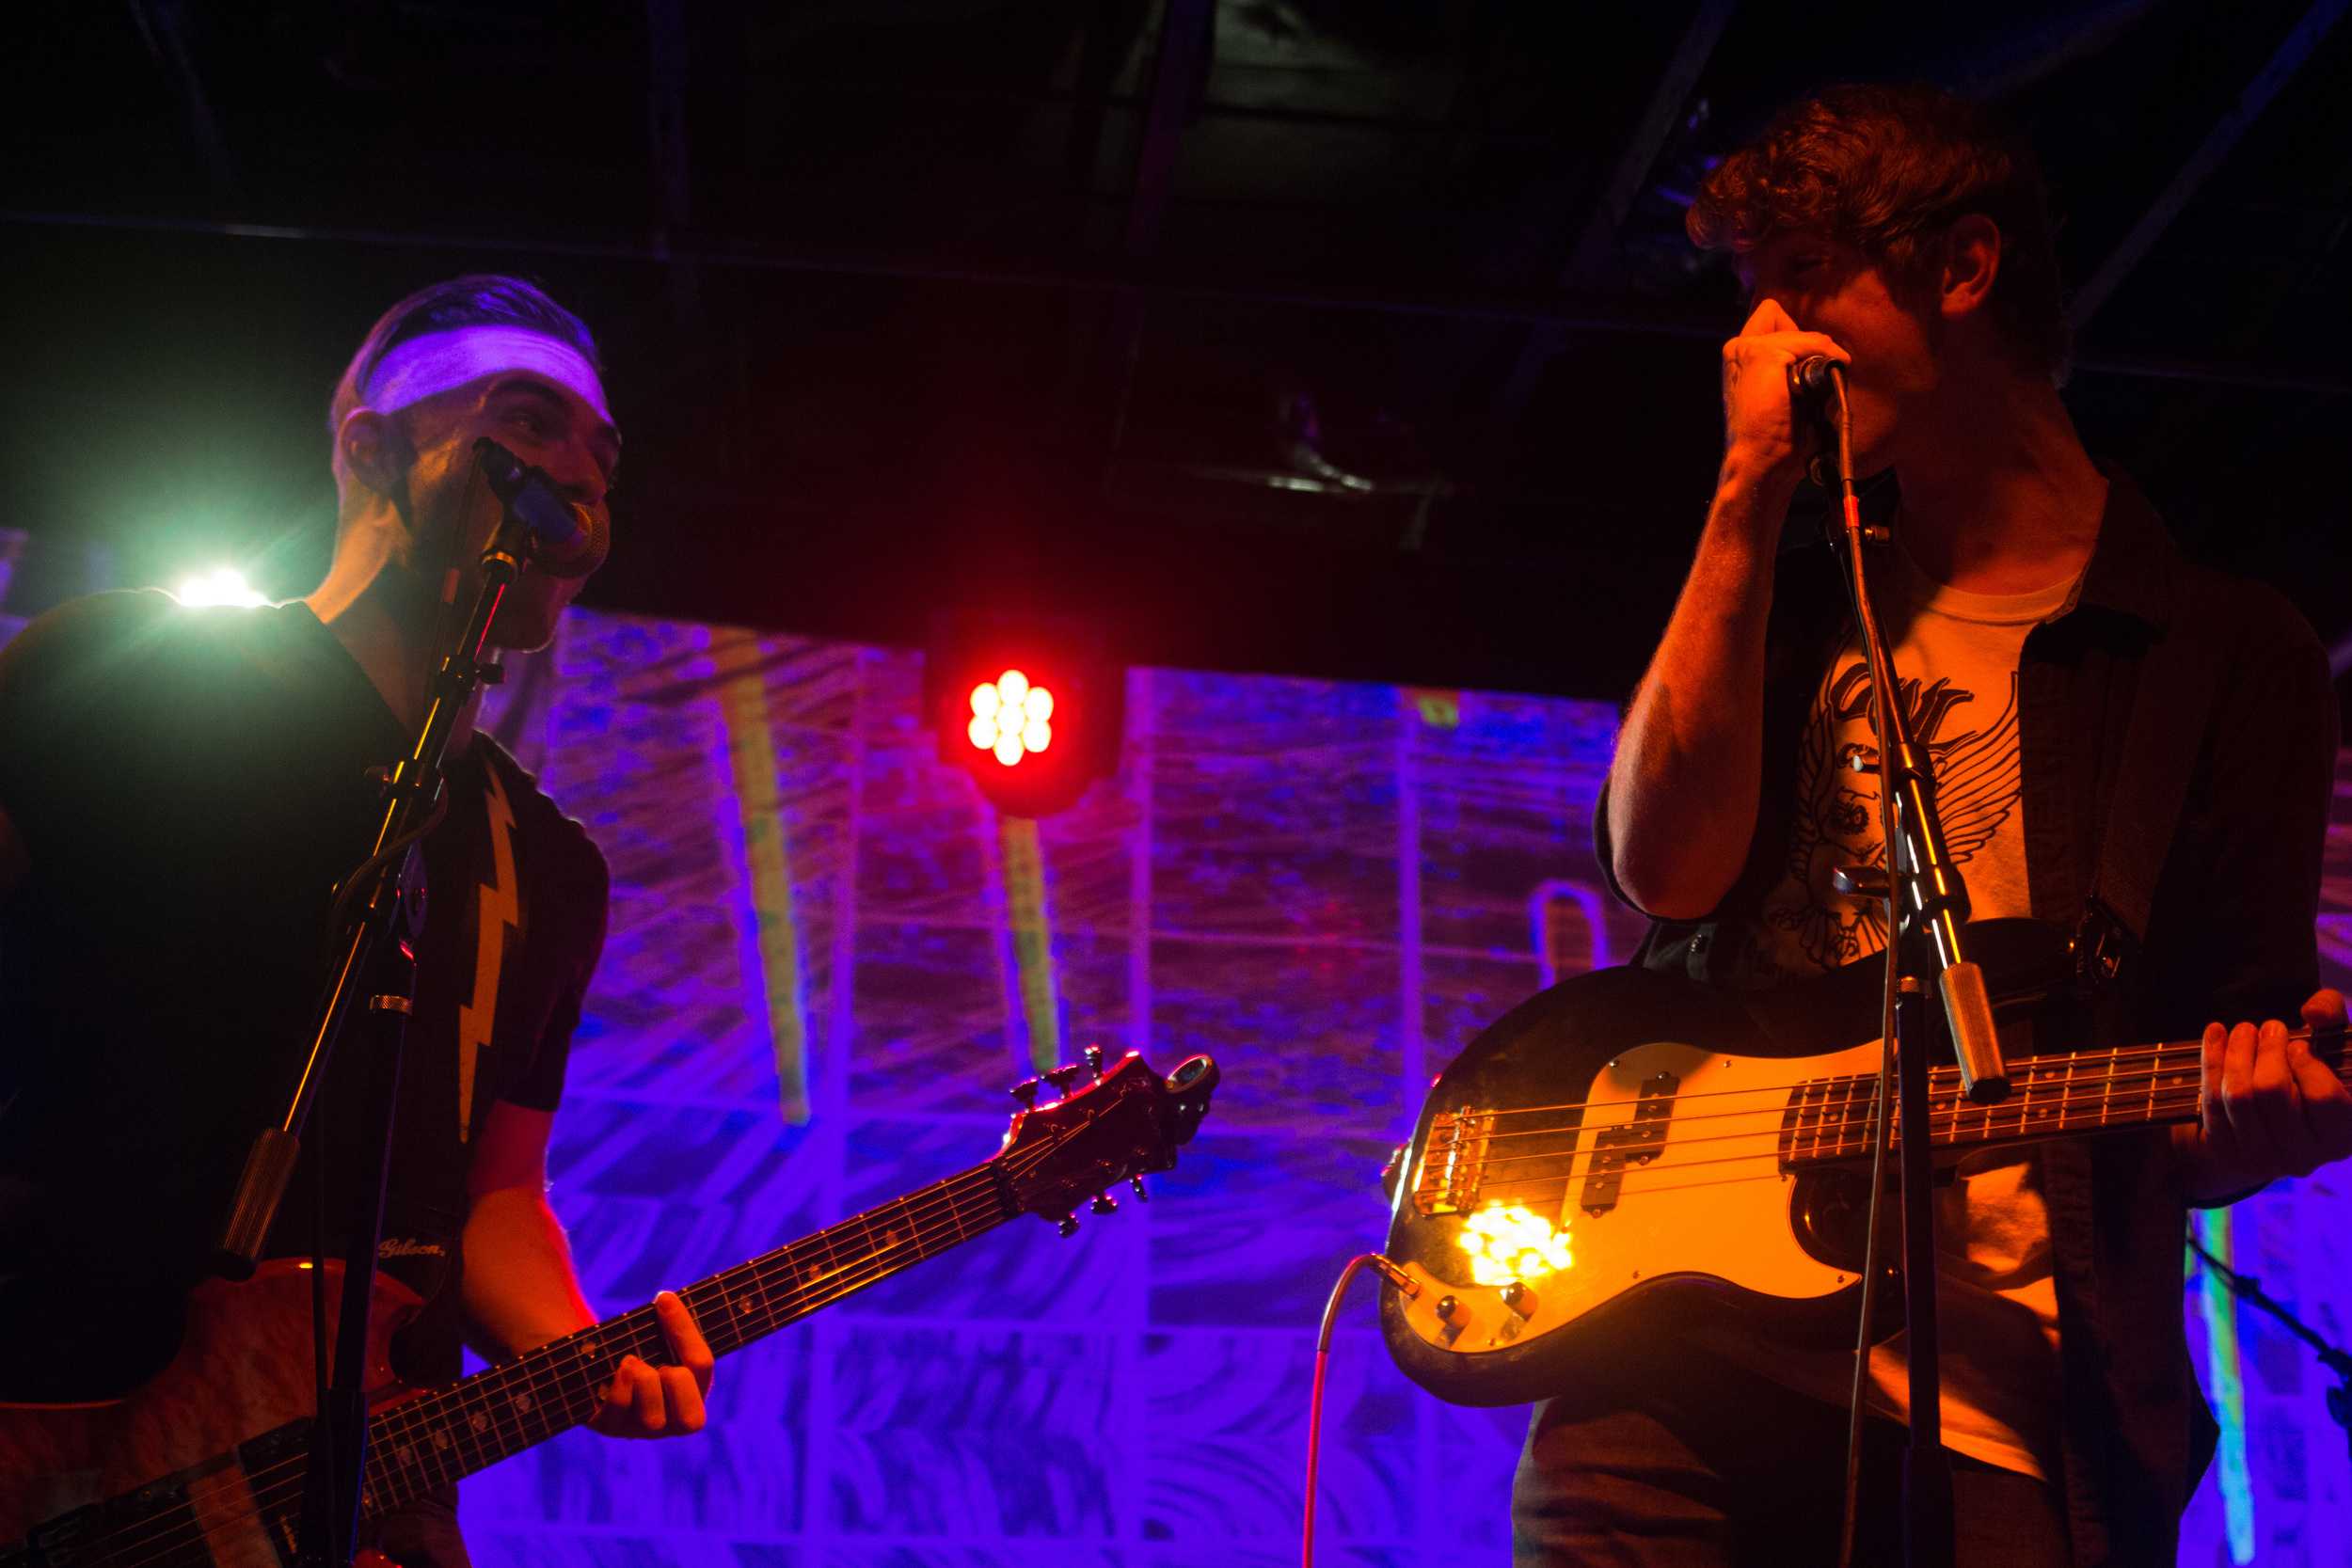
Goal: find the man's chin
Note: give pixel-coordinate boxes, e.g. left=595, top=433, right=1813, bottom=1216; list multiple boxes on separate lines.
left=485, top=606, right=564, bottom=653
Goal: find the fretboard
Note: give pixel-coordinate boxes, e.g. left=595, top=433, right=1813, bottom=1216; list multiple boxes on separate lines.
left=350, top=1160, right=1013, bottom=1519
left=1778, top=1031, right=2347, bottom=1167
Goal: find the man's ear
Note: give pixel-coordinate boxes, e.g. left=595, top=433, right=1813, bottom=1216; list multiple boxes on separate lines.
left=336, top=407, right=415, bottom=499
left=1939, top=214, right=2002, bottom=324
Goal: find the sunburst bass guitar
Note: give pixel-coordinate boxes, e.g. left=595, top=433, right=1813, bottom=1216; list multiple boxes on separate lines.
left=1377, top=921, right=2340, bottom=1406
left=1, top=1049, right=1218, bottom=1567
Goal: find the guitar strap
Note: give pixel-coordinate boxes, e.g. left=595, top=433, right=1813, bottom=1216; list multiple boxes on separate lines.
left=2077, top=608, right=2216, bottom=980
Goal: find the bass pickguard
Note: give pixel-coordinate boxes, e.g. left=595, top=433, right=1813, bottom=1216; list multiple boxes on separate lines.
left=1380, top=924, right=2106, bottom=1408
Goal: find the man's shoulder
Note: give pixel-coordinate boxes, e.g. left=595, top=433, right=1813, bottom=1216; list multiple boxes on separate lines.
left=472, top=733, right=609, bottom=893
left=2165, top=562, right=2326, bottom=673
left=0, top=589, right=182, bottom=689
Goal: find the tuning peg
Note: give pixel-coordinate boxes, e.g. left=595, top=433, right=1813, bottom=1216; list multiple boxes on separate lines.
left=1089, top=1191, right=1119, bottom=1215
left=1083, top=1043, right=1104, bottom=1077
left=1129, top=1176, right=1149, bottom=1202
left=1055, top=1214, right=1080, bottom=1238
left=1009, top=1078, right=1041, bottom=1108
left=1042, top=1064, right=1085, bottom=1097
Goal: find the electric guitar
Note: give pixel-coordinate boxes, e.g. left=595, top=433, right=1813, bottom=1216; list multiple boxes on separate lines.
left=0, top=1049, right=1218, bottom=1566
left=1376, top=919, right=2339, bottom=1407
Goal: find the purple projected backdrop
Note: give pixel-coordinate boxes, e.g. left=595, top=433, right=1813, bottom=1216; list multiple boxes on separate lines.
left=2, top=597, right=2338, bottom=1564
left=446, top=608, right=2352, bottom=1568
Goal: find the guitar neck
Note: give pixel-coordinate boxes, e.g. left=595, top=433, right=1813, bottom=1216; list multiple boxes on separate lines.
left=1785, top=1029, right=2347, bottom=1166
left=357, top=1160, right=1013, bottom=1516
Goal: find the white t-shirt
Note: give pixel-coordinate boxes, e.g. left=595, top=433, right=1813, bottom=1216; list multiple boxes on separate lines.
left=1735, top=539, right=2083, bottom=1480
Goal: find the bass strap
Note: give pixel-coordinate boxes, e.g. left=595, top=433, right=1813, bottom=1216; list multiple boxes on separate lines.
left=2077, top=601, right=2217, bottom=979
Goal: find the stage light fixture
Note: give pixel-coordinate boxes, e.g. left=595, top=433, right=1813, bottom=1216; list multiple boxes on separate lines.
left=968, top=670, right=1057, bottom=767
left=926, top=619, right=1122, bottom=818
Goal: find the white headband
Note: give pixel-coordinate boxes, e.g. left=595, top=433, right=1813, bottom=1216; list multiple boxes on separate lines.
left=361, top=326, right=611, bottom=423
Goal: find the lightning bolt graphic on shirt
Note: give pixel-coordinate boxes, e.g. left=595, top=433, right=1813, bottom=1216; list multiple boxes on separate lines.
left=455, top=765, right=520, bottom=1142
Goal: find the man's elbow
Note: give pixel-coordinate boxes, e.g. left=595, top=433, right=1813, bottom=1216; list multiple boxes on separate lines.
left=1611, top=845, right=1732, bottom=924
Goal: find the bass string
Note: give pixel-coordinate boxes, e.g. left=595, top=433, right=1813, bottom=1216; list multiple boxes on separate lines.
left=1448, top=1028, right=2325, bottom=1125
left=1453, top=1087, right=2212, bottom=1212
left=1452, top=1059, right=2224, bottom=1169
left=1430, top=1052, right=2222, bottom=1153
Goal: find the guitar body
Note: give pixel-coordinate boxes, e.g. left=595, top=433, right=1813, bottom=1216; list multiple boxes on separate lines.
left=1380, top=926, right=2093, bottom=1407
left=0, top=1261, right=419, bottom=1566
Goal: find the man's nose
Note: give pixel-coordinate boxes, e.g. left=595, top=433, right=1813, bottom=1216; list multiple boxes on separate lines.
left=546, top=448, right=608, bottom=509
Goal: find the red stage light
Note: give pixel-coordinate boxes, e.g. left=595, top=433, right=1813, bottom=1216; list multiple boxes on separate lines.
left=968, top=670, right=1056, bottom=766
left=927, top=620, right=1122, bottom=816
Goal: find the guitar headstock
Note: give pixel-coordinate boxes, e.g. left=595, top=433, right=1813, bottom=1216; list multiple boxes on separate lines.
left=996, top=1049, right=1218, bottom=1233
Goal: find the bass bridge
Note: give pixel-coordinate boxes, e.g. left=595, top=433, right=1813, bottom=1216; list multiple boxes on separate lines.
left=1412, top=1107, right=1492, bottom=1215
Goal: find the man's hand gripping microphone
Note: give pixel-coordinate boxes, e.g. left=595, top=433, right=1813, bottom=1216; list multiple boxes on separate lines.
left=1787, top=356, right=1846, bottom=489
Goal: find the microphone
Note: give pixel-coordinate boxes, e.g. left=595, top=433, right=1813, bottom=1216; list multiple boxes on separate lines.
left=1787, top=356, right=1844, bottom=406
left=471, top=437, right=609, bottom=579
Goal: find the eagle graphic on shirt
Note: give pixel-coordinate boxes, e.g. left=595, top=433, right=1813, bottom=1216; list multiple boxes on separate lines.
left=1764, top=662, right=2022, bottom=974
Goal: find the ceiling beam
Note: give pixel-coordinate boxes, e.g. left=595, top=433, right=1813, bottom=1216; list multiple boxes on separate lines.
left=127, top=0, right=237, bottom=200
left=1101, top=0, right=1216, bottom=455
left=1482, top=1, right=1737, bottom=461
left=8, top=206, right=2346, bottom=398
left=1563, top=0, right=1739, bottom=288
left=2067, top=0, right=2348, bottom=333
left=646, top=0, right=697, bottom=318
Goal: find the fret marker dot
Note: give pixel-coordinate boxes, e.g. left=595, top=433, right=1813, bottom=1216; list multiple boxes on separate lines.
left=470, top=1413, right=489, bottom=1433
left=433, top=1431, right=452, bottom=1449
left=514, top=1393, right=533, bottom=1413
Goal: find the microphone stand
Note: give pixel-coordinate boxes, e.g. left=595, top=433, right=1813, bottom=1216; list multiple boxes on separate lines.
left=1811, top=369, right=2011, bottom=1568
left=213, top=465, right=535, bottom=1567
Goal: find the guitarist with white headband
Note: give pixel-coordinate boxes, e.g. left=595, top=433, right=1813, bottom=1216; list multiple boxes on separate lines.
left=0, top=276, right=713, bottom=1566
left=1511, top=86, right=2351, bottom=1566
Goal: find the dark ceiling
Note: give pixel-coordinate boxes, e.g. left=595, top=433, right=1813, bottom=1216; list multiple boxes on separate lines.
left=5, top=0, right=2349, bottom=707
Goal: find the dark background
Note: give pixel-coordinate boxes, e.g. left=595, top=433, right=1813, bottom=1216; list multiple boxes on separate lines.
left=5, top=0, right=2347, bottom=709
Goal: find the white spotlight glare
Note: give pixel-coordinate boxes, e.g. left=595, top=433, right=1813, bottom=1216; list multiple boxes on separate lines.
left=174, top=566, right=269, bottom=609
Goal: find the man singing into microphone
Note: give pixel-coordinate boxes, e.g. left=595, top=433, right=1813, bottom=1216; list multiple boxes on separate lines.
left=1513, top=86, right=2352, bottom=1565
left=0, top=276, right=713, bottom=1566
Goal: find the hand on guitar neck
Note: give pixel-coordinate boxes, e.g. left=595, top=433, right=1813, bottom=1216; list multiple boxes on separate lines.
left=585, top=1291, right=713, bottom=1439
left=2179, top=987, right=2352, bottom=1203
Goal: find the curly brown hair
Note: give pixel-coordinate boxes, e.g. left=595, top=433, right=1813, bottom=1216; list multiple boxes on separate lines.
left=1689, top=84, right=2068, bottom=381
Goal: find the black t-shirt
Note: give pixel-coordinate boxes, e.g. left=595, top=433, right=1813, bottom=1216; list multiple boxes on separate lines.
left=0, top=591, right=608, bottom=1398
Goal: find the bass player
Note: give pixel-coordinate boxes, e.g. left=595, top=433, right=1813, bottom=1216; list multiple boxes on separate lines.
left=1512, top=84, right=2352, bottom=1566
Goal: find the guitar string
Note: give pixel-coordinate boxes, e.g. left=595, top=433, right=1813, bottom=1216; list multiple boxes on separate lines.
left=95, top=1076, right=1174, bottom=1568
left=87, top=1162, right=1018, bottom=1568
left=1449, top=1055, right=2228, bottom=1166
left=83, top=1170, right=1012, bottom=1568
left=1449, top=1086, right=2218, bottom=1212
left=74, top=1147, right=1059, bottom=1568
left=1437, top=1029, right=2328, bottom=1124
